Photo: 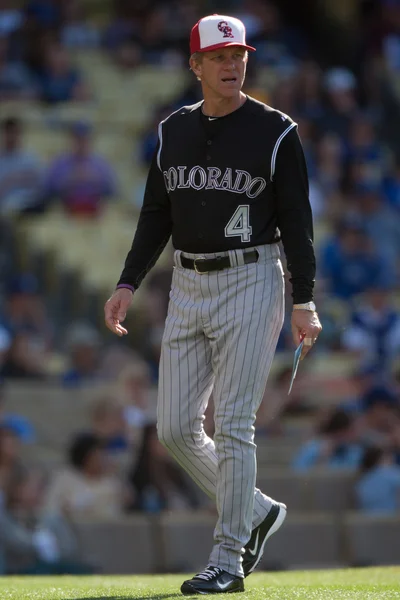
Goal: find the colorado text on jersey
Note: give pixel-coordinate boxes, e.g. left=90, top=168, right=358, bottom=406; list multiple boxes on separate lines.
left=163, top=166, right=267, bottom=199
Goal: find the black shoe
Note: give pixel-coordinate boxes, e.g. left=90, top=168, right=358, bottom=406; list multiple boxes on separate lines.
left=242, top=502, right=287, bottom=577
left=181, top=566, right=244, bottom=595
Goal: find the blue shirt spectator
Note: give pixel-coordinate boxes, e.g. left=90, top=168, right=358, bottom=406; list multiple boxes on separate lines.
left=293, top=438, right=363, bottom=471
left=0, top=36, right=37, bottom=101
left=61, top=322, right=103, bottom=388
left=40, top=69, right=80, bottom=104
left=342, top=288, right=400, bottom=370
left=38, top=43, right=89, bottom=104
left=355, top=190, right=400, bottom=278
left=344, top=115, right=388, bottom=175
left=292, top=409, right=363, bottom=471
left=320, top=68, right=358, bottom=139
left=321, top=221, right=392, bottom=299
left=355, top=447, right=400, bottom=513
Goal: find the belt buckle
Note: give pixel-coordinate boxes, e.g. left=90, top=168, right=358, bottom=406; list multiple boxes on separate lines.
left=194, top=257, right=208, bottom=274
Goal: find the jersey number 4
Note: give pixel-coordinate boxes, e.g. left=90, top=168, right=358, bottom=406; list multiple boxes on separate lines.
left=224, top=205, right=252, bottom=242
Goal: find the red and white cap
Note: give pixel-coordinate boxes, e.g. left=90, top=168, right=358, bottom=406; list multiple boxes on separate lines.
left=190, top=14, right=256, bottom=55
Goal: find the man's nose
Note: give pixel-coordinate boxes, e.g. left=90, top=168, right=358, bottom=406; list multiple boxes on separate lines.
left=224, top=61, right=236, bottom=70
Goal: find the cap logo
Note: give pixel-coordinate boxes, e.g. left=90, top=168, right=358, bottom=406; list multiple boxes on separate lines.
left=218, top=20, right=234, bottom=39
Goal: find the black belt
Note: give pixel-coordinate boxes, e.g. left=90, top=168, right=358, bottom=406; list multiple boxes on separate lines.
left=180, top=249, right=259, bottom=274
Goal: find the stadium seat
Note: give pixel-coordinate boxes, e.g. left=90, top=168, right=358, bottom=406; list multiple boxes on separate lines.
left=256, top=469, right=356, bottom=512
left=258, top=512, right=342, bottom=569
left=256, top=441, right=301, bottom=467
left=343, top=513, right=400, bottom=566
left=160, top=510, right=343, bottom=572
left=72, top=516, right=156, bottom=574
left=160, top=511, right=218, bottom=573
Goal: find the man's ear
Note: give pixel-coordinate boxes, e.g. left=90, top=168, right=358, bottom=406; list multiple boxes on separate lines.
left=189, top=57, right=202, bottom=80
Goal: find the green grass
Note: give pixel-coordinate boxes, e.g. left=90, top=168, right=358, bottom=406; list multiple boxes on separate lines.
left=1, top=568, right=400, bottom=599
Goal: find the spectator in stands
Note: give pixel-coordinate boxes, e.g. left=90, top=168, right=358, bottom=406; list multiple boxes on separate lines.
left=102, top=0, right=139, bottom=52
left=139, top=5, right=169, bottom=62
left=322, top=67, right=358, bottom=139
left=60, top=0, right=100, bottom=50
left=354, top=189, right=400, bottom=279
left=0, top=273, right=50, bottom=380
left=45, top=433, right=128, bottom=519
left=43, top=122, right=116, bottom=217
left=340, top=364, right=386, bottom=415
left=355, top=446, right=400, bottom=513
left=128, top=424, right=200, bottom=513
left=0, top=378, right=35, bottom=443
left=346, top=160, right=384, bottom=201
left=2, top=274, right=51, bottom=345
left=357, top=385, right=400, bottom=447
left=292, top=409, right=363, bottom=471
left=0, top=332, right=46, bottom=380
left=321, top=218, right=392, bottom=300
left=345, top=114, right=388, bottom=176
left=0, top=117, right=43, bottom=216
left=315, top=133, right=343, bottom=202
left=0, top=2, right=23, bottom=38
left=296, top=60, right=325, bottom=123
left=238, top=0, right=308, bottom=68
left=118, top=361, right=154, bottom=446
left=89, top=395, right=129, bottom=455
left=96, top=343, right=139, bottom=382
left=342, top=286, right=400, bottom=371
left=62, top=322, right=103, bottom=388
left=38, top=42, right=90, bottom=104
left=0, top=33, right=37, bottom=100
left=113, top=38, right=142, bottom=70
left=0, top=468, right=92, bottom=574
left=270, top=74, right=297, bottom=119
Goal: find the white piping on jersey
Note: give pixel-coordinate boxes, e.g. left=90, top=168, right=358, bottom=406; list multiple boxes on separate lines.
left=270, top=122, right=297, bottom=181
left=156, top=105, right=195, bottom=171
left=156, top=120, right=164, bottom=171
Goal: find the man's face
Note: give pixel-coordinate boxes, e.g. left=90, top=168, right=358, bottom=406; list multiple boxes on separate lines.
left=71, top=132, right=91, bottom=157
left=191, top=47, right=248, bottom=99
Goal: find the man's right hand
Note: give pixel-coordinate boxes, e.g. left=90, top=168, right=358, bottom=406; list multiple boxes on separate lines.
left=104, top=288, right=133, bottom=336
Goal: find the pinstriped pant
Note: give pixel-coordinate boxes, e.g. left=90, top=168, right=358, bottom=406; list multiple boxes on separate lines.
left=157, top=243, right=285, bottom=577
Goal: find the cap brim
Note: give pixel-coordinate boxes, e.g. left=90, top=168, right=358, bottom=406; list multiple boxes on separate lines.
left=197, top=42, right=256, bottom=53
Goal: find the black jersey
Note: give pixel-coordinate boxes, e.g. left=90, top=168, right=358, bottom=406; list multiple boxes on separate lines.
left=118, top=96, right=316, bottom=303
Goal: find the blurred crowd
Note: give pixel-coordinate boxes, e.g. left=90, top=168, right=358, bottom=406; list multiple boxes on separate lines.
left=0, top=0, right=400, bottom=575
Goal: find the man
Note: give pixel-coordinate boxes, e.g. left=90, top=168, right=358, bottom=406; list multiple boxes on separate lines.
left=0, top=117, right=42, bottom=215
left=43, top=121, right=116, bottom=217
left=105, top=14, right=322, bottom=595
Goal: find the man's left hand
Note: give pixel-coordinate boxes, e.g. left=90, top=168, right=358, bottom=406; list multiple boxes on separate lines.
left=291, top=309, right=322, bottom=359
